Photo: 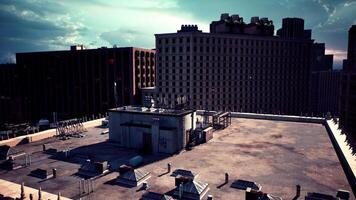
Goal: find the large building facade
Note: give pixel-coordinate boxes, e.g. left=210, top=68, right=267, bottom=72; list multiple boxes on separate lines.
left=308, top=42, right=340, bottom=116
left=0, top=64, right=24, bottom=124
left=0, top=47, right=155, bottom=124
left=309, top=70, right=341, bottom=116
left=145, top=14, right=322, bottom=115
left=340, top=25, right=356, bottom=144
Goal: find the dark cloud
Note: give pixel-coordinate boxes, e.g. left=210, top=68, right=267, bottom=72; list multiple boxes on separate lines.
left=0, top=0, right=87, bottom=63
left=0, top=0, right=355, bottom=66
left=0, top=0, right=67, bottom=16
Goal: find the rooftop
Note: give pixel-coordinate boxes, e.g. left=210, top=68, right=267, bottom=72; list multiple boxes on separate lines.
left=0, top=118, right=353, bottom=199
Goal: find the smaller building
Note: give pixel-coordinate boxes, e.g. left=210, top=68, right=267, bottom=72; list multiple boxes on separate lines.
left=77, top=160, right=109, bottom=178
left=170, top=168, right=209, bottom=200
left=116, top=165, right=151, bottom=187
left=174, top=180, right=209, bottom=200
left=108, top=106, right=196, bottom=154
left=0, top=145, right=25, bottom=160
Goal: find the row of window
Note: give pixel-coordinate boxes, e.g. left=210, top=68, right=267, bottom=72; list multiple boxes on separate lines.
left=158, top=66, right=306, bottom=76
left=157, top=86, right=306, bottom=93
left=157, top=36, right=306, bottom=49
left=154, top=94, right=304, bottom=112
left=157, top=45, right=307, bottom=56
left=157, top=55, right=307, bottom=63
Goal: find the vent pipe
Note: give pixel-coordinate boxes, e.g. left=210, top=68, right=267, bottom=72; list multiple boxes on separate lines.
left=292, top=185, right=301, bottom=200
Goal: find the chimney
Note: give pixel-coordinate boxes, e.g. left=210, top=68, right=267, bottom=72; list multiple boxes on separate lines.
left=225, top=172, right=229, bottom=183
left=38, top=187, right=42, bottom=200
left=20, top=182, right=25, bottom=200
left=179, top=183, right=184, bottom=199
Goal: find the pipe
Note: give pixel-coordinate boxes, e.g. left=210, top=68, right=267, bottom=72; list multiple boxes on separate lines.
left=292, top=185, right=301, bottom=200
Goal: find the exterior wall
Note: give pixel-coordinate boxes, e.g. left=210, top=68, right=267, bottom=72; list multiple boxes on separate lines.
left=7, top=47, right=155, bottom=124
left=158, top=129, right=177, bottom=154
left=153, top=31, right=312, bottom=115
left=0, top=64, right=23, bottom=124
left=340, top=25, right=356, bottom=150
left=108, top=110, right=196, bottom=154
left=347, top=25, right=356, bottom=71
left=309, top=70, right=341, bottom=116
left=339, top=72, right=356, bottom=136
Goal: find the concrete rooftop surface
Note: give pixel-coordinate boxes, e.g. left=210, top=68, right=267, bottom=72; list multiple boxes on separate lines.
left=0, top=118, right=353, bottom=200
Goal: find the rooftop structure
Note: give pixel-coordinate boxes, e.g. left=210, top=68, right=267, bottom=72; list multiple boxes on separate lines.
left=178, top=25, right=202, bottom=33
left=173, top=179, right=209, bottom=200
left=108, top=106, right=196, bottom=154
left=210, top=13, right=274, bottom=36
left=116, top=167, right=151, bottom=187
left=277, top=18, right=306, bottom=39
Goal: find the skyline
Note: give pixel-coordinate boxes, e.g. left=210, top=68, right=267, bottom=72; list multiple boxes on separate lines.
left=1, top=0, right=356, bottom=68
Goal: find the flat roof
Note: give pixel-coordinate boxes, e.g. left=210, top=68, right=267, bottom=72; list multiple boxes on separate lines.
left=0, top=118, right=353, bottom=199
left=108, top=106, right=195, bottom=117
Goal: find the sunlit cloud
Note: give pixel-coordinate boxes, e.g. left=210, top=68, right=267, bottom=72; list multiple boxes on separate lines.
left=326, top=49, right=347, bottom=62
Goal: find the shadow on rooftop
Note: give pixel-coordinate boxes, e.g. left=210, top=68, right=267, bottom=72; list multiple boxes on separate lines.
left=46, top=140, right=172, bottom=172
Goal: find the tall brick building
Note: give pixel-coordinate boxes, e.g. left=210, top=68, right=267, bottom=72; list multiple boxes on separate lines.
left=0, top=46, right=155, bottom=124
left=144, top=14, right=326, bottom=115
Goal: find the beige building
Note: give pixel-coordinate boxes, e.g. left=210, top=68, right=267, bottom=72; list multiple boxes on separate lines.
left=144, top=14, right=319, bottom=115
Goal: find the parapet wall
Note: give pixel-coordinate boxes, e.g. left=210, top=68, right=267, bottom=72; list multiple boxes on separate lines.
left=196, top=110, right=325, bottom=124
left=0, top=118, right=105, bottom=147
left=230, top=112, right=325, bottom=123
left=325, top=120, right=356, bottom=195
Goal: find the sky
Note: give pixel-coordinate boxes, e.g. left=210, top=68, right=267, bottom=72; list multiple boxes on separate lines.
left=0, top=0, right=355, bottom=68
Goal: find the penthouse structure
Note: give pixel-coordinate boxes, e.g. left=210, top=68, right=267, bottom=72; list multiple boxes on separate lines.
left=144, top=14, right=323, bottom=115
left=1, top=46, right=155, bottom=124
left=108, top=106, right=196, bottom=154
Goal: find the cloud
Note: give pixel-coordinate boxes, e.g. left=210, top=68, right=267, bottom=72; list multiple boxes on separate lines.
left=0, top=0, right=88, bottom=63
left=322, top=4, right=330, bottom=12
left=326, top=49, right=347, bottom=61
left=100, top=29, right=152, bottom=48
left=0, top=0, right=354, bottom=68
left=325, top=48, right=347, bottom=68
